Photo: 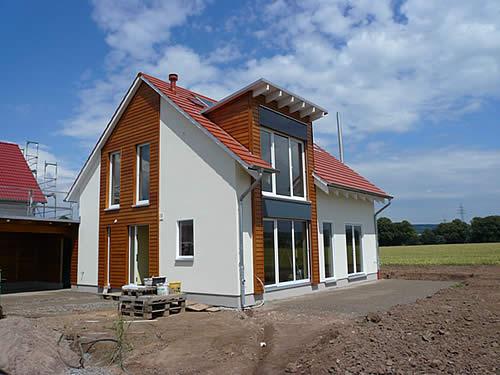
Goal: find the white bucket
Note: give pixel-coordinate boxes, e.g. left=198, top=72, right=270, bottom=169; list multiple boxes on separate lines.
left=157, top=285, right=169, bottom=296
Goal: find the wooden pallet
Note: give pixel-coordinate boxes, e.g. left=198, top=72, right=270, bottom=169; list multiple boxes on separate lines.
left=119, top=293, right=186, bottom=320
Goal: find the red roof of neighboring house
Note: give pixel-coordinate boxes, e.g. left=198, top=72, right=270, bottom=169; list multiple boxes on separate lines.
left=313, top=144, right=390, bottom=198
left=0, top=142, right=46, bottom=203
left=140, top=73, right=273, bottom=170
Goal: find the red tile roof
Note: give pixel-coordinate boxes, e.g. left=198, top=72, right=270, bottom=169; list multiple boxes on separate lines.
left=139, top=73, right=273, bottom=170
left=313, top=144, right=390, bottom=198
left=0, top=142, right=46, bottom=203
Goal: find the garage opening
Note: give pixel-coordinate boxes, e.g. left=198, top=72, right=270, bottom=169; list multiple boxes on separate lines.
left=0, top=218, right=78, bottom=294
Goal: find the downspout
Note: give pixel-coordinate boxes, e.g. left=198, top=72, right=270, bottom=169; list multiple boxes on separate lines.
left=239, top=169, right=264, bottom=310
left=374, top=198, right=392, bottom=280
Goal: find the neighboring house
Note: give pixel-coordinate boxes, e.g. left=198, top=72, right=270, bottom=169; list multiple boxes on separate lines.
left=0, top=142, right=46, bottom=216
left=66, top=73, right=391, bottom=308
left=0, top=141, right=78, bottom=293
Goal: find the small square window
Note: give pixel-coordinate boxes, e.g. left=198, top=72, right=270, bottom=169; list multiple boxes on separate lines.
left=178, top=220, right=194, bottom=258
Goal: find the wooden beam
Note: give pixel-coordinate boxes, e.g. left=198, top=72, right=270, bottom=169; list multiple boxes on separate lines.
left=300, top=106, right=316, bottom=118
left=310, top=111, right=325, bottom=121
left=265, top=90, right=283, bottom=103
left=289, top=101, right=306, bottom=113
left=252, top=84, right=270, bottom=97
left=277, top=95, right=294, bottom=108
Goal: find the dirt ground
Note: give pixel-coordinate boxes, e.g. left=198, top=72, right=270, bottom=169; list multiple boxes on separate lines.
left=0, top=265, right=498, bottom=375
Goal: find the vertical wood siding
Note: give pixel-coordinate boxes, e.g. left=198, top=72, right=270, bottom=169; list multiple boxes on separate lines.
left=70, top=235, right=78, bottom=285
left=205, top=94, right=252, bottom=149
left=98, top=82, right=160, bottom=289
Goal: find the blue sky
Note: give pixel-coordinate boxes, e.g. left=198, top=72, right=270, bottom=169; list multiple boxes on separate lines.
left=1, top=0, right=499, bottom=223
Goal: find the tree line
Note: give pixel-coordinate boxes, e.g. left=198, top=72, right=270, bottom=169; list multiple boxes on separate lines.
left=377, top=216, right=500, bottom=246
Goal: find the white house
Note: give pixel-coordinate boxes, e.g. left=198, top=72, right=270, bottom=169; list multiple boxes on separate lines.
left=66, top=73, right=392, bottom=308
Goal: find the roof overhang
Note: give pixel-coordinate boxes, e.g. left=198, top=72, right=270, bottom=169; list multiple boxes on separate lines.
left=313, top=172, right=392, bottom=203
left=201, top=78, right=328, bottom=122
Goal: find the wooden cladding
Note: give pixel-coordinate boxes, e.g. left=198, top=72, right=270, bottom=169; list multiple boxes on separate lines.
left=98, top=82, right=160, bottom=289
left=70, top=236, right=78, bottom=285
left=205, top=93, right=252, bottom=150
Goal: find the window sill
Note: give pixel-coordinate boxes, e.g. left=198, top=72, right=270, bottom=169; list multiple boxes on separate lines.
left=104, top=206, right=120, bottom=212
left=323, top=277, right=337, bottom=285
left=132, top=201, right=150, bottom=208
left=347, top=273, right=367, bottom=281
left=262, top=193, right=311, bottom=204
left=175, top=256, right=194, bottom=262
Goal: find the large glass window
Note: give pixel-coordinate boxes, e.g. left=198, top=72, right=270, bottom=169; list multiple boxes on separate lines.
left=137, top=143, right=150, bottom=203
left=323, top=222, right=334, bottom=279
left=109, top=151, right=120, bottom=207
left=263, top=219, right=310, bottom=286
left=178, top=220, right=194, bottom=257
left=260, top=128, right=306, bottom=199
left=346, top=224, right=363, bottom=274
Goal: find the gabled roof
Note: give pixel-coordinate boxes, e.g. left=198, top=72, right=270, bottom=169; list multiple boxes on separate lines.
left=0, top=142, right=46, bottom=203
left=201, top=78, right=328, bottom=122
left=66, top=73, right=274, bottom=201
left=139, top=73, right=274, bottom=171
left=313, top=144, right=391, bottom=199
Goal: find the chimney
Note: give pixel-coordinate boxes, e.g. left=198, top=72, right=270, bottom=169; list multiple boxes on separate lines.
left=169, top=73, right=178, bottom=94
left=336, top=112, right=344, bottom=163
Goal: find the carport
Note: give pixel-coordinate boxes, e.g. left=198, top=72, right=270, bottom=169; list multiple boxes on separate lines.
left=0, top=216, right=78, bottom=293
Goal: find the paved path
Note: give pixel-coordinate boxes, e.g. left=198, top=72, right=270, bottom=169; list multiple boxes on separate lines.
left=266, top=279, right=455, bottom=317
left=1, top=289, right=116, bottom=317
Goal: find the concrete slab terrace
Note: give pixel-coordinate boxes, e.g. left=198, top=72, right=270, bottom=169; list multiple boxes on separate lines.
left=263, top=279, right=456, bottom=318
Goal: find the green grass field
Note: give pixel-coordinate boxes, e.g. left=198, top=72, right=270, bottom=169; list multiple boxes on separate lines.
left=380, top=242, right=500, bottom=266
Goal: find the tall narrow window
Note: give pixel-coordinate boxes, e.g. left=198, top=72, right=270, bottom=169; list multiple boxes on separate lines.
left=291, top=140, right=304, bottom=197
left=178, top=220, right=194, bottom=258
left=260, top=130, right=273, bottom=192
left=137, top=143, right=150, bottom=203
left=259, top=127, right=306, bottom=199
left=278, top=220, right=293, bottom=282
left=323, top=222, right=334, bottom=279
left=275, top=135, right=291, bottom=196
left=263, top=221, right=275, bottom=285
left=109, top=151, right=120, bottom=207
left=346, top=224, right=363, bottom=274
left=294, top=221, right=309, bottom=280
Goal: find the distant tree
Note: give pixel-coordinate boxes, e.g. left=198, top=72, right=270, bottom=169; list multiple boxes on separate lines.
left=393, top=220, right=420, bottom=246
left=377, top=217, right=395, bottom=246
left=469, top=216, right=500, bottom=243
left=420, top=228, right=446, bottom=245
left=435, top=219, right=470, bottom=244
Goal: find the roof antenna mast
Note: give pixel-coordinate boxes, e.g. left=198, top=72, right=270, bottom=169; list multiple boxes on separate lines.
left=336, top=112, right=344, bottom=163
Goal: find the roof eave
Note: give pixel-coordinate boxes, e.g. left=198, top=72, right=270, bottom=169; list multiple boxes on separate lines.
left=201, top=78, right=328, bottom=122
left=313, top=172, right=392, bottom=200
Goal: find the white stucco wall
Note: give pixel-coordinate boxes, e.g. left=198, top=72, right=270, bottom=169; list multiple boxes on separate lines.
left=316, top=187, right=377, bottom=281
left=76, top=159, right=101, bottom=286
left=159, top=98, right=248, bottom=298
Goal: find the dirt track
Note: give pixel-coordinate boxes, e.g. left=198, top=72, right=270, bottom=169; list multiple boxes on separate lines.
left=0, top=265, right=498, bottom=374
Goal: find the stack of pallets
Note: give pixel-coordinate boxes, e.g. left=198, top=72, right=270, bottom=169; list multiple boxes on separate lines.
left=119, top=292, right=186, bottom=320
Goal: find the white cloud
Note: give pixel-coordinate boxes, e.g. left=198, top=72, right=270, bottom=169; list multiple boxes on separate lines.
left=349, top=146, right=500, bottom=200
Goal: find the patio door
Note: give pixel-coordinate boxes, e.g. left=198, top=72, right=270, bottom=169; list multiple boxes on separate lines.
left=129, top=225, right=149, bottom=285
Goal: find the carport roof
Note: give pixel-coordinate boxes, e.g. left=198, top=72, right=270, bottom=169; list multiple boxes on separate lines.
left=0, top=142, right=46, bottom=203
